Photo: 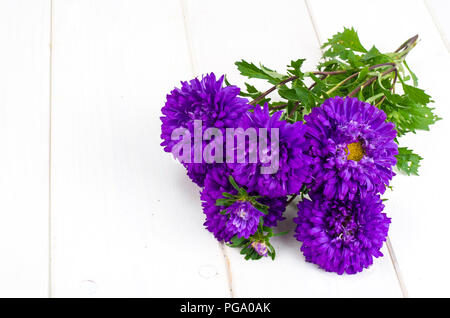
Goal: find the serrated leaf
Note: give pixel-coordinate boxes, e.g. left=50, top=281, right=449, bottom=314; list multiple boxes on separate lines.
left=278, top=87, right=299, bottom=101
left=361, top=45, right=382, bottom=61
left=244, top=83, right=259, bottom=94
left=402, top=83, right=432, bottom=105
left=322, top=27, right=367, bottom=53
left=239, top=82, right=264, bottom=99
left=235, top=60, right=284, bottom=84
left=396, top=147, right=423, bottom=175
left=287, top=59, right=305, bottom=77
left=259, top=64, right=285, bottom=80
left=380, top=90, right=440, bottom=135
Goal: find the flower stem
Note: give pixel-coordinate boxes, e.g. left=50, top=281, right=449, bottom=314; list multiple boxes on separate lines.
left=287, top=102, right=300, bottom=119
left=347, top=67, right=397, bottom=97
left=325, top=63, right=396, bottom=95
left=250, top=76, right=298, bottom=105
left=250, top=71, right=347, bottom=105
left=250, top=35, right=417, bottom=107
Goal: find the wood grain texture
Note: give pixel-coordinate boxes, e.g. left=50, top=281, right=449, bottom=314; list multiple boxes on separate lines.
left=51, top=0, right=229, bottom=297
left=309, top=0, right=450, bottom=297
left=184, top=0, right=402, bottom=297
left=0, top=0, right=50, bottom=297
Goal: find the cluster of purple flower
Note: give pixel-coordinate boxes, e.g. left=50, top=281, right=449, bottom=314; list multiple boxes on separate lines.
left=161, top=73, right=398, bottom=273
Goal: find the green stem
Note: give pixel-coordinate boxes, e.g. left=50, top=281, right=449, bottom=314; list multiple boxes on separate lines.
left=325, top=63, right=396, bottom=95
left=348, top=67, right=396, bottom=97
left=251, top=71, right=347, bottom=105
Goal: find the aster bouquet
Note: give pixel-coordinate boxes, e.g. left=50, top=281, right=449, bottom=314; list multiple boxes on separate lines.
left=160, top=28, right=439, bottom=273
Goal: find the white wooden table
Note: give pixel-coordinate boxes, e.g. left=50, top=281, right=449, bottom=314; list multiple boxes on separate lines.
left=1, top=0, right=449, bottom=297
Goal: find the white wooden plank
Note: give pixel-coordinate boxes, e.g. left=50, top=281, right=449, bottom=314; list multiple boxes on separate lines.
left=0, top=0, right=50, bottom=297
left=309, top=0, right=450, bottom=297
left=51, top=0, right=229, bottom=297
left=425, top=0, right=450, bottom=52
left=185, top=0, right=402, bottom=297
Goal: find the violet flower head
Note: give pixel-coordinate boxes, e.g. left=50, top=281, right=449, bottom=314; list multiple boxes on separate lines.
left=160, top=73, right=250, bottom=187
left=294, top=192, right=390, bottom=275
left=251, top=241, right=269, bottom=257
left=226, top=201, right=263, bottom=239
left=201, top=166, right=287, bottom=242
left=304, top=96, right=398, bottom=200
left=229, top=104, right=312, bottom=198
left=183, top=162, right=209, bottom=188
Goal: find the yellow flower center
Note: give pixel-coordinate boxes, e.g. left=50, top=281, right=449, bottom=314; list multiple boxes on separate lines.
left=345, top=142, right=365, bottom=161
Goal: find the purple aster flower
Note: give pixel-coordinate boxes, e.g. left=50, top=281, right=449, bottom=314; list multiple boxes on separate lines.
left=183, top=162, right=209, bottom=187
left=250, top=241, right=269, bottom=257
left=160, top=73, right=250, bottom=187
left=201, top=165, right=287, bottom=242
left=294, top=192, right=390, bottom=275
left=304, top=96, right=398, bottom=200
left=229, top=104, right=312, bottom=198
left=226, top=201, right=263, bottom=239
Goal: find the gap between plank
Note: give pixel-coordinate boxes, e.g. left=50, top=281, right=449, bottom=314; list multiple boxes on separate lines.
left=48, top=0, right=54, bottom=298
left=304, top=0, right=408, bottom=297
left=219, top=242, right=235, bottom=298
left=179, top=0, right=199, bottom=77
left=423, top=0, right=450, bottom=53
left=304, top=0, right=323, bottom=49
left=386, top=237, right=408, bottom=297
left=178, top=0, right=234, bottom=298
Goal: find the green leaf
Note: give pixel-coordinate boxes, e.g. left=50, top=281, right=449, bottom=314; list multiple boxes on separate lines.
left=270, top=251, right=275, bottom=261
left=278, top=87, right=299, bottom=101
left=361, top=45, right=382, bottom=61
left=380, top=90, right=440, bottom=135
left=293, top=84, right=312, bottom=105
left=272, top=230, right=289, bottom=237
left=403, top=60, right=418, bottom=86
left=229, top=236, right=248, bottom=248
left=221, top=192, right=235, bottom=199
left=322, top=27, right=367, bottom=53
left=228, top=175, right=241, bottom=192
left=235, top=60, right=284, bottom=84
left=308, top=72, right=327, bottom=91
left=259, top=64, right=285, bottom=80
left=396, top=147, right=423, bottom=175
left=251, top=200, right=269, bottom=215
left=365, top=92, right=384, bottom=104
left=287, top=59, right=305, bottom=77
left=224, top=75, right=233, bottom=87
left=215, top=198, right=235, bottom=207
left=357, top=66, right=369, bottom=82
left=266, top=242, right=276, bottom=260
left=402, top=83, right=432, bottom=105
left=239, top=83, right=264, bottom=99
